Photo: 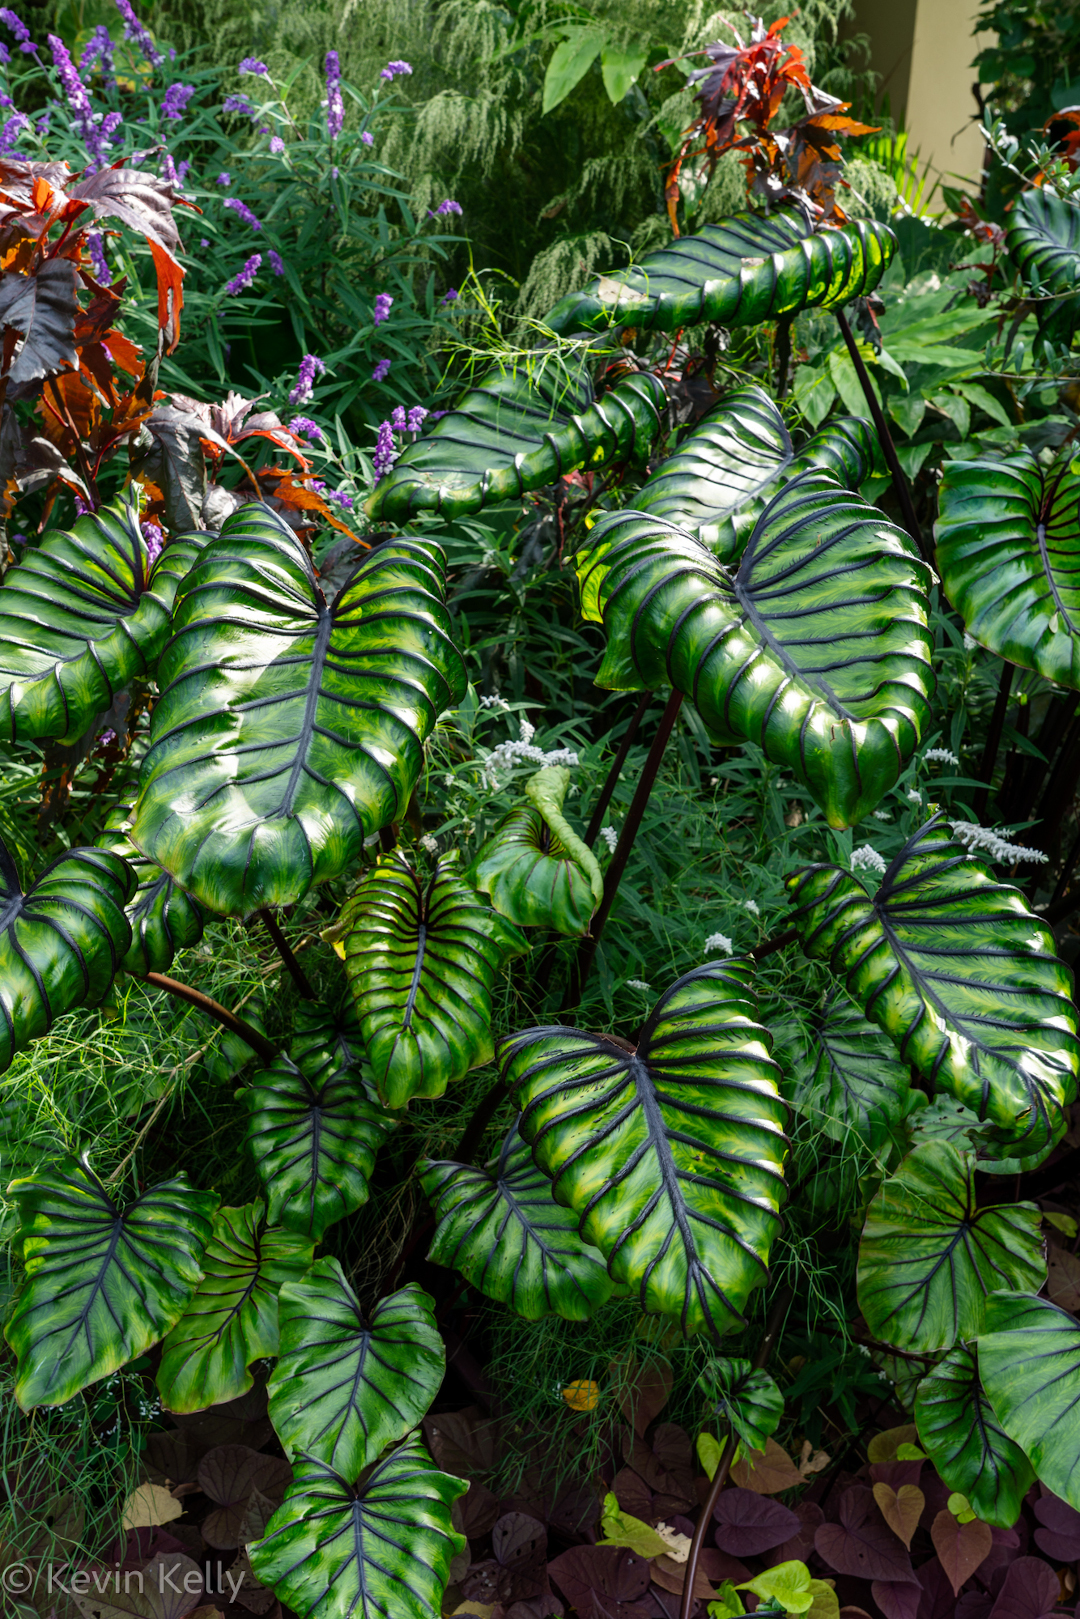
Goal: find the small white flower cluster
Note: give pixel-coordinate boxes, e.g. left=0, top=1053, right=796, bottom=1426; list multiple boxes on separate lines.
left=851, top=844, right=888, bottom=875
left=704, top=932, right=733, bottom=956
left=626, top=978, right=651, bottom=992
left=479, top=694, right=510, bottom=710
left=743, top=898, right=760, bottom=917
left=599, top=825, right=619, bottom=854
left=963, top=632, right=978, bottom=652
left=924, top=748, right=960, bottom=766
left=481, top=718, right=580, bottom=788
left=419, top=833, right=439, bottom=855
left=950, top=821, right=1049, bottom=865
left=906, top=787, right=922, bottom=803
left=872, top=810, right=891, bottom=821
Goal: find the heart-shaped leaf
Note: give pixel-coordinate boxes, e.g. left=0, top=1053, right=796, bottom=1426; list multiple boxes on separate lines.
left=784, top=989, right=913, bottom=1154
left=787, top=817, right=1080, bottom=1157
left=698, top=1357, right=784, bottom=1452
left=248, top=1438, right=466, bottom=1619
left=268, top=1261, right=443, bottom=1476
left=712, top=1488, right=800, bottom=1556
left=156, top=1199, right=313, bottom=1414
left=630, top=383, right=875, bottom=560
left=814, top=1486, right=913, bottom=1582
left=544, top=209, right=895, bottom=334
left=546, top=1544, right=652, bottom=1619
left=469, top=765, right=603, bottom=935
left=856, top=1142, right=1044, bottom=1353
left=0, top=501, right=202, bottom=743
left=5, top=1154, right=216, bottom=1409
left=96, top=804, right=208, bottom=976
left=1004, top=187, right=1080, bottom=339
left=985, top=1556, right=1061, bottom=1619
left=871, top=1483, right=923, bottom=1548
left=936, top=445, right=1080, bottom=687
left=577, top=470, right=933, bottom=828
left=501, top=961, right=788, bottom=1339
left=0, top=840, right=134, bottom=1075
left=199, top=1444, right=292, bottom=1549
left=978, top=1291, right=1080, bottom=1510
left=341, top=852, right=526, bottom=1108
left=131, top=505, right=466, bottom=917
left=366, top=357, right=665, bottom=521
left=931, top=1508, right=992, bottom=1596
left=914, top=1345, right=1034, bottom=1528
left=421, top=1119, right=616, bottom=1321
left=244, top=1028, right=396, bottom=1242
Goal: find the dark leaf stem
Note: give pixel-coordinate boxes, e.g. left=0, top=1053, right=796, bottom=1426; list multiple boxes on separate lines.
left=143, top=971, right=277, bottom=1065
left=584, top=690, right=653, bottom=847
left=974, top=660, right=1014, bottom=822
left=834, top=307, right=928, bottom=565
left=258, top=908, right=316, bottom=1000
left=679, top=1284, right=793, bottom=1619
left=751, top=926, right=797, bottom=961
left=775, top=314, right=793, bottom=400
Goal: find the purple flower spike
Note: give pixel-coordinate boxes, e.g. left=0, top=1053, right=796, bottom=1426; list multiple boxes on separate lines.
left=325, top=49, right=344, bottom=139
left=87, top=230, right=110, bottom=283
left=114, top=0, right=163, bottom=65
left=268, top=249, right=284, bottom=275
left=406, top=405, right=428, bottom=433
left=161, top=82, right=195, bottom=120
left=361, top=131, right=374, bottom=146
left=239, top=57, right=268, bottom=75
left=372, top=358, right=391, bottom=382
left=223, top=93, right=255, bottom=117
left=0, top=8, right=36, bottom=53
left=142, top=520, right=165, bottom=564
left=372, top=420, right=398, bottom=479
left=435, top=198, right=462, bottom=216
left=441, top=286, right=459, bottom=304
left=288, top=416, right=321, bottom=440
left=223, top=253, right=262, bottom=296
left=269, top=135, right=284, bottom=154
left=380, top=59, right=412, bottom=80
left=224, top=197, right=261, bottom=230
left=373, top=293, right=393, bottom=326
left=289, top=353, right=327, bottom=406
left=217, top=171, right=231, bottom=186
left=0, top=112, right=28, bottom=154
left=390, top=406, right=407, bottom=430
left=80, top=26, right=115, bottom=78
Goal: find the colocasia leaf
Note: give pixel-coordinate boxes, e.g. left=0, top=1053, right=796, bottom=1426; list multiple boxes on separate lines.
left=501, top=962, right=788, bottom=1339
left=248, top=1440, right=466, bottom=1619
left=421, top=1120, right=616, bottom=1321
left=914, top=1346, right=1034, bottom=1528
left=131, top=504, right=466, bottom=917
left=1004, top=188, right=1080, bottom=342
left=268, top=1264, right=444, bottom=1476
left=577, top=470, right=933, bottom=828
left=784, top=989, right=913, bottom=1155
left=96, top=804, right=207, bottom=977
left=0, top=839, right=134, bottom=1075
left=156, top=1200, right=313, bottom=1414
left=699, top=1357, right=784, bottom=1453
left=366, top=356, right=664, bottom=521
left=936, top=446, right=1080, bottom=688
left=5, top=1155, right=217, bottom=1409
left=543, top=209, right=895, bottom=335
left=0, top=501, right=203, bottom=744
left=787, top=817, right=1080, bottom=1158
left=469, top=765, right=604, bottom=936
left=856, top=1142, right=1044, bottom=1353
left=978, top=1291, right=1080, bottom=1511
left=342, top=853, right=526, bottom=1108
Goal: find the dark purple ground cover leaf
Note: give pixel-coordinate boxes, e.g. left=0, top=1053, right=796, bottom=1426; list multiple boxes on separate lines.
left=548, top=1545, right=653, bottom=1619
left=872, top=1579, right=921, bottom=1619
left=711, top=1486, right=800, bottom=1555
left=1033, top=1492, right=1080, bottom=1562
left=988, top=1556, right=1061, bottom=1619
left=814, top=1486, right=915, bottom=1582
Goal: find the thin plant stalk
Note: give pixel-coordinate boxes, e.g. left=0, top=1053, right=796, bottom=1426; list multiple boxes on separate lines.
left=584, top=690, right=653, bottom=846
left=144, top=972, right=277, bottom=1064
left=259, top=908, right=316, bottom=1000
left=974, top=660, right=1014, bottom=821
left=775, top=314, right=793, bottom=399
left=834, top=307, right=927, bottom=564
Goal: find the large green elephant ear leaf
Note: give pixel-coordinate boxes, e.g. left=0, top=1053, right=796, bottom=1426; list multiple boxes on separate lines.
left=268, top=1263, right=444, bottom=1476
left=96, top=805, right=207, bottom=977
left=249, top=1439, right=466, bottom=1619
left=421, top=1119, right=616, bottom=1322
left=0, top=500, right=203, bottom=744
left=341, top=853, right=527, bottom=1109
left=156, top=1199, right=313, bottom=1414
left=130, top=505, right=467, bottom=917
left=501, top=961, right=788, bottom=1339
left=4, top=1155, right=217, bottom=1409
left=979, top=1291, right=1080, bottom=1510
left=914, top=1345, right=1034, bottom=1528
left=469, top=764, right=604, bottom=935
left=855, top=1141, right=1044, bottom=1353
left=1004, top=187, right=1080, bottom=339
left=244, top=1020, right=396, bottom=1241
left=784, top=989, right=912, bottom=1154
left=544, top=209, right=895, bottom=335
left=936, top=446, right=1080, bottom=688
left=628, top=385, right=875, bottom=562
left=366, top=357, right=665, bottom=522
left=0, top=839, right=134, bottom=1075
left=577, top=469, right=933, bottom=827
left=787, top=816, right=1080, bottom=1157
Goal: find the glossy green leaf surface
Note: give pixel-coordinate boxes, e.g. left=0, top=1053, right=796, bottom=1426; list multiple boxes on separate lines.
left=244, top=1026, right=396, bottom=1241
left=0, top=839, right=134, bottom=1075
left=0, top=502, right=203, bottom=744
left=156, top=1199, right=313, bottom=1414
left=979, top=1291, right=1080, bottom=1510
left=502, top=961, right=788, bottom=1339
left=469, top=766, right=604, bottom=935
left=936, top=446, right=1080, bottom=688
left=914, top=1346, right=1034, bottom=1528
left=578, top=470, right=933, bottom=828
left=421, top=1119, right=616, bottom=1321
left=131, top=504, right=467, bottom=918
left=630, top=384, right=876, bottom=560
left=784, top=989, right=912, bottom=1154
left=787, top=818, right=1080, bottom=1156
left=366, top=358, right=665, bottom=521
left=249, top=1439, right=466, bottom=1619
left=96, top=804, right=207, bottom=977
left=5, top=1155, right=216, bottom=1409
left=699, top=1357, right=783, bottom=1452
left=269, top=1264, right=444, bottom=1475
left=856, top=1141, right=1044, bottom=1353
left=544, top=209, right=895, bottom=335
left=1004, top=187, right=1080, bottom=338
left=342, top=853, right=526, bottom=1109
